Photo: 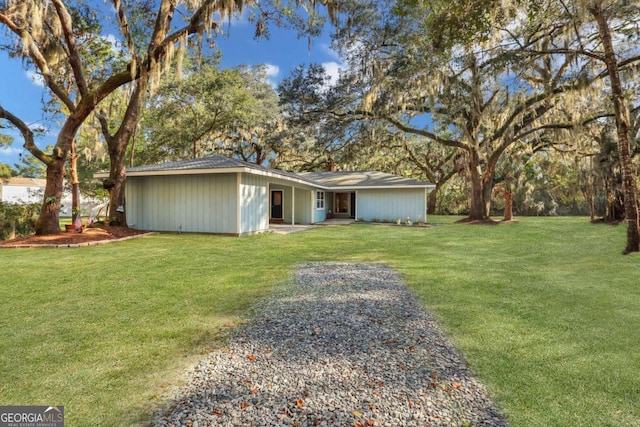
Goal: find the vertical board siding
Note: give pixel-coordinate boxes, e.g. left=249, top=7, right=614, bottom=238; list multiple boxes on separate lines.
left=283, top=186, right=292, bottom=223
left=125, top=179, right=139, bottom=228
left=239, top=173, right=269, bottom=234
left=357, top=189, right=427, bottom=223
left=294, top=188, right=311, bottom=224
left=125, top=173, right=428, bottom=233
left=126, top=174, right=238, bottom=233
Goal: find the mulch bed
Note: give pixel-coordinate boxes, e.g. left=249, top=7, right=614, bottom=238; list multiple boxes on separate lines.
left=0, top=225, right=150, bottom=248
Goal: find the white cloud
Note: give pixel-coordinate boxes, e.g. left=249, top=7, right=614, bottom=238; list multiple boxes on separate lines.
left=321, top=61, right=347, bottom=87
left=0, top=124, right=51, bottom=142
left=0, top=145, right=22, bottom=156
left=263, top=63, right=280, bottom=88
left=103, top=33, right=122, bottom=53
left=25, top=70, right=45, bottom=87
left=216, top=10, right=250, bottom=30
left=319, top=43, right=342, bottom=61
left=29, top=123, right=48, bottom=134
left=264, top=63, right=280, bottom=78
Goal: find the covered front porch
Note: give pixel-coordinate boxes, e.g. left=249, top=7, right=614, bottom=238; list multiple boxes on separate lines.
left=325, top=191, right=356, bottom=220
left=268, top=181, right=320, bottom=226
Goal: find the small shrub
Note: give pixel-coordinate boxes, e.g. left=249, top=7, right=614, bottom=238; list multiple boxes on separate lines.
left=0, top=202, right=40, bottom=240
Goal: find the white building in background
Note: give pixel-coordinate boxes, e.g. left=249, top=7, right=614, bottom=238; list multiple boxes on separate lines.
left=0, top=177, right=45, bottom=204
left=1, top=177, right=105, bottom=217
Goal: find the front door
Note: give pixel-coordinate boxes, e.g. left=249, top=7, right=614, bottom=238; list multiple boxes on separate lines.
left=271, top=190, right=283, bottom=219
left=335, top=192, right=350, bottom=215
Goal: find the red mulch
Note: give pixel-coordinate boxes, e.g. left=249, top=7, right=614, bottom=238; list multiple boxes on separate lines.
left=0, top=225, right=149, bottom=247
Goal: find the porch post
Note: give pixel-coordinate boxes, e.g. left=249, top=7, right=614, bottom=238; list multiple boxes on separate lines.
left=291, top=185, right=295, bottom=225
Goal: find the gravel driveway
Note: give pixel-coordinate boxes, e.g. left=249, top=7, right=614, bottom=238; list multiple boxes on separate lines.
left=151, top=262, right=508, bottom=427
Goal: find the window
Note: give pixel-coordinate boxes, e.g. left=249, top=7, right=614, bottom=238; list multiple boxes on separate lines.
left=315, top=191, right=325, bottom=209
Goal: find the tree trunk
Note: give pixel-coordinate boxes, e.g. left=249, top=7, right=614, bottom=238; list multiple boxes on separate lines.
left=591, top=4, right=640, bottom=253
left=467, top=153, right=486, bottom=220
left=107, top=146, right=128, bottom=226
left=102, top=76, right=148, bottom=227
left=427, top=185, right=439, bottom=215
left=482, top=171, right=494, bottom=219
left=503, top=177, right=514, bottom=221
left=70, top=140, right=80, bottom=218
left=587, top=158, right=595, bottom=221
left=35, top=159, right=66, bottom=235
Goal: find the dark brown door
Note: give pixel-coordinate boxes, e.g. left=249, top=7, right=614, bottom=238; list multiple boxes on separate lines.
left=271, top=190, right=283, bottom=219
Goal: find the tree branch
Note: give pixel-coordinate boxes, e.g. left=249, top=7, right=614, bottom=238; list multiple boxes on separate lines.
left=0, top=12, right=76, bottom=111
left=0, top=105, right=53, bottom=166
left=51, top=0, right=89, bottom=96
left=382, top=114, right=467, bottom=150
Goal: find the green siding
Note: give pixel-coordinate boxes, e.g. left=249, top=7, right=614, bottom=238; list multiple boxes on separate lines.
left=126, top=174, right=238, bottom=234
left=125, top=171, right=428, bottom=233
left=294, top=188, right=312, bottom=224
left=357, top=189, right=427, bottom=223
left=239, top=173, right=269, bottom=234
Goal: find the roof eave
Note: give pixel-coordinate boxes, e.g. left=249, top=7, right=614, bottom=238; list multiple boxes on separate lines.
left=95, top=167, right=328, bottom=189
left=325, top=185, right=436, bottom=190
left=94, top=166, right=435, bottom=190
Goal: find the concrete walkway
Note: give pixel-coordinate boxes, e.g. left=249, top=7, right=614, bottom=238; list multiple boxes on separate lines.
left=268, top=219, right=355, bottom=234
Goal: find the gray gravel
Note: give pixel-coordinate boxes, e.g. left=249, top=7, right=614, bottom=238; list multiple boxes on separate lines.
left=151, top=262, right=508, bottom=427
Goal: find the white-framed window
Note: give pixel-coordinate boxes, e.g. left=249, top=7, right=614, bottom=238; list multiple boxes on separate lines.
left=315, top=191, right=325, bottom=209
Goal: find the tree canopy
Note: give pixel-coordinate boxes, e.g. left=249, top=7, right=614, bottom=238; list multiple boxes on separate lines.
left=139, top=61, right=282, bottom=165
left=0, top=0, right=338, bottom=233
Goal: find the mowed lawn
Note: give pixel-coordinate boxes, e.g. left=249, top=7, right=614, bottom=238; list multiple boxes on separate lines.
left=1, top=217, right=638, bottom=426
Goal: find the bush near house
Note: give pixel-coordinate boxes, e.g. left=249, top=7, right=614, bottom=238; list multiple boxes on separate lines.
left=0, top=202, right=39, bottom=240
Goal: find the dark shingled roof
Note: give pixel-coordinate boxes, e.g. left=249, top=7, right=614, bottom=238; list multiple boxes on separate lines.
left=298, top=171, right=430, bottom=188
left=126, top=156, right=260, bottom=172
left=117, top=155, right=433, bottom=189
left=124, top=155, right=314, bottom=184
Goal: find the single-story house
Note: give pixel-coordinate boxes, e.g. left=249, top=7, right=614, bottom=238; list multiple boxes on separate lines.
left=97, top=155, right=434, bottom=235
left=0, top=177, right=45, bottom=204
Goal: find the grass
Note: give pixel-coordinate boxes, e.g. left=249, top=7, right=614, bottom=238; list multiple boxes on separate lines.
left=1, top=217, right=638, bottom=426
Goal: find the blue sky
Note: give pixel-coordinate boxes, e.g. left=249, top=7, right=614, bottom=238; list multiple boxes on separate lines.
left=0, top=8, right=343, bottom=169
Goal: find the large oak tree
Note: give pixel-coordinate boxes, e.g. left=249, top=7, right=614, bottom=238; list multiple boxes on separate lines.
left=0, top=0, right=337, bottom=234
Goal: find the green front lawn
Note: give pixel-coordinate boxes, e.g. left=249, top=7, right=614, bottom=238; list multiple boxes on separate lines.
left=1, top=217, right=638, bottom=426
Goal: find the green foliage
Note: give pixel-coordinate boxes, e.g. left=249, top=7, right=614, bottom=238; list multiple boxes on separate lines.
left=254, top=0, right=337, bottom=41
left=0, top=162, right=13, bottom=178
left=393, top=0, right=498, bottom=51
left=13, top=152, right=47, bottom=178
left=0, top=202, right=39, bottom=240
left=0, top=132, right=13, bottom=146
left=138, top=60, right=282, bottom=164
left=277, top=63, right=408, bottom=172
